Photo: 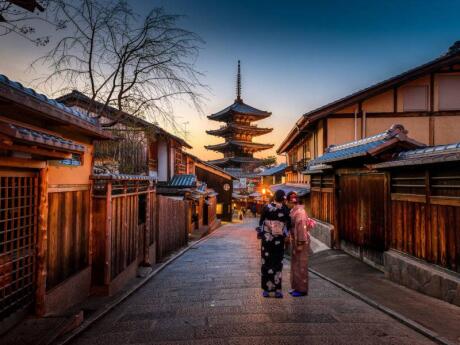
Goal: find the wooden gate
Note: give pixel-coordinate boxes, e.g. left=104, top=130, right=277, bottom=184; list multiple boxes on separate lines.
left=338, top=173, right=387, bottom=265
left=156, top=195, right=189, bottom=260
left=0, top=171, right=38, bottom=324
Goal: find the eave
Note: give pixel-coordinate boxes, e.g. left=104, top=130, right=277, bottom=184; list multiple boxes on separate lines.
left=0, top=77, right=110, bottom=140
left=205, top=140, right=274, bottom=152
left=206, top=124, right=273, bottom=137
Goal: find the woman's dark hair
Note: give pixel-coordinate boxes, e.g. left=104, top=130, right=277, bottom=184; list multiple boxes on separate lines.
left=274, top=189, right=285, bottom=202
left=287, top=191, right=299, bottom=204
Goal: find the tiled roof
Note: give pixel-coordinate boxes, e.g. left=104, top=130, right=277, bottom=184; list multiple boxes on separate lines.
left=0, top=75, right=97, bottom=125
left=205, top=140, right=273, bottom=152
left=207, top=157, right=262, bottom=166
left=6, top=123, right=85, bottom=152
left=208, top=101, right=271, bottom=121
left=310, top=139, right=387, bottom=165
left=269, top=183, right=310, bottom=197
left=374, top=142, right=460, bottom=168
left=258, top=163, right=287, bottom=176
left=397, top=142, right=460, bottom=159
left=168, top=174, right=197, bottom=188
left=196, top=182, right=207, bottom=193
left=224, top=168, right=260, bottom=179
left=206, top=123, right=272, bottom=137
left=306, top=124, right=422, bottom=167
left=57, top=90, right=192, bottom=148
left=91, top=174, right=155, bottom=181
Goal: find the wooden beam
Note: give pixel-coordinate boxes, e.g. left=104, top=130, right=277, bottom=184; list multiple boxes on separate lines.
left=322, top=119, right=328, bottom=152
left=391, top=193, right=426, bottom=203
left=0, top=142, right=72, bottom=159
left=430, top=196, right=460, bottom=207
left=429, top=73, right=435, bottom=145
left=47, top=184, right=90, bottom=193
left=35, top=168, right=48, bottom=316
left=0, top=157, right=46, bottom=169
left=393, top=88, right=398, bottom=113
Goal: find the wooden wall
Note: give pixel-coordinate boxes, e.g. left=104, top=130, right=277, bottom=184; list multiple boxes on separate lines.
left=156, top=195, right=189, bottom=260
left=47, top=189, right=90, bottom=290
left=390, top=167, right=460, bottom=273
left=109, top=193, right=139, bottom=280
left=310, top=174, right=336, bottom=225
left=91, top=180, right=154, bottom=287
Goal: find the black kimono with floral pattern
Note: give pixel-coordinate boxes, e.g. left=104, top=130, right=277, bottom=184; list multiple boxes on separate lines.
left=258, top=202, right=291, bottom=292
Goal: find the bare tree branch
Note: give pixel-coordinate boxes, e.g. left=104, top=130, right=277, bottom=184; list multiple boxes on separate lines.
left=31, top=0, right=206, bottom=135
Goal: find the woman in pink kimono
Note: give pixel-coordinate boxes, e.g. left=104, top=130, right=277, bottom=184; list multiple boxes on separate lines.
left=287, top=191, right=315, bottom=297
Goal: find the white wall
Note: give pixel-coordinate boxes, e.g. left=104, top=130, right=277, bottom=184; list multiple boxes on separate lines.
left=158, top=140, right=168, bottom=182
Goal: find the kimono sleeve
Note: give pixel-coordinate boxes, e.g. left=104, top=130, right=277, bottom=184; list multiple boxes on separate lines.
left=259, top=205, right=269, bottom=226
left=295, top=215, right=309, bottom=242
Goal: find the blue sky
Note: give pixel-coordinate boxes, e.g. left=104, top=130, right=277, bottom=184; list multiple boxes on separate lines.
left=2, top=0, right=460, bottom=160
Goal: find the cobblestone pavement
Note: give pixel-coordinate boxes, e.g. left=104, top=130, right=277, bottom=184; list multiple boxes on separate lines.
left=70, top=219, right=435, bottom=345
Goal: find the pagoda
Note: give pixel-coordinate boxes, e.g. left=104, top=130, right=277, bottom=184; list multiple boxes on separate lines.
left=205, top=61, right=273, bottom=172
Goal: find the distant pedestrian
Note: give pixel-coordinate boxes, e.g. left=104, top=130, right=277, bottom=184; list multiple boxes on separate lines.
left=286, top=191, right=315, bottom=297
left=256, top=190, right=290, bottom=298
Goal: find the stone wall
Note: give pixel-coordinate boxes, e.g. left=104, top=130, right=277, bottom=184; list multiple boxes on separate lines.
left=310, top=219, right=334, bottom=248
left=384, top=250, right=460, bottom=307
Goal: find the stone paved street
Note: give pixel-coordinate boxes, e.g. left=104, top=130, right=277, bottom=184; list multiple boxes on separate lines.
left=70, top=219, right=435, bottom=345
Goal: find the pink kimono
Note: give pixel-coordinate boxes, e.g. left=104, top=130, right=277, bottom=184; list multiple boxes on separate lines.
left=290, top=205, right=315, bottom=294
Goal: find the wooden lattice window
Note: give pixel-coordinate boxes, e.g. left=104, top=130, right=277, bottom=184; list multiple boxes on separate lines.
left=0, top=171, right=38, bottom=321
left=391, top=170, right=426, bottom=195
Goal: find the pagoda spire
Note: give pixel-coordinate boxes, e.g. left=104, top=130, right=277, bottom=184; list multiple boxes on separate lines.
left=236, top=60, right=242, bottom=103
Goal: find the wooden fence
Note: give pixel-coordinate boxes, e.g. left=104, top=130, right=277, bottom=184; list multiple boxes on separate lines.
left=46, top=188, right=90, bottom=290
left=390, top=168, right=460, bottom=273
left=91, top=176, right=155, bottom=294
left=310, top=174, right=336, bottom=225
left=156, top=195, right=189, bottom=260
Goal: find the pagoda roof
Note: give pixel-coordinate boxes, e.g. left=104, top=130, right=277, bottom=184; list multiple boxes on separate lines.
left=205, top=140, right=274, bottom=153
left=208, top=156, right=262, bottom=164
left=207, top=156, right=263, bottom=167
left=206, top=123, right=273, bottom=137
left=208, top=100, right=271, bottom=122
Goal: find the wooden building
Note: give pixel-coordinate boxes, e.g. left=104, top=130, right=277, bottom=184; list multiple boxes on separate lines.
left=57, top=91, right=193, bottom=181
left=305, top=124, right=422, bottom=265
left=58, top=91, right=194, bottom=293
left=194, top=159, right=235, bottom=222
left=278, top=42, right=460, bottom=184
left=258, top=163, right=287, bottom=186
left=373, top=142, right=460, bottom=305
left=0, top=74, right=109, bottom=331
left=305, top=124, right=460, bottom=305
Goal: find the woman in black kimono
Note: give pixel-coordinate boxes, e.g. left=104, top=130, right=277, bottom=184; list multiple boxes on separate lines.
left=257, top=190, right=290, bottom=298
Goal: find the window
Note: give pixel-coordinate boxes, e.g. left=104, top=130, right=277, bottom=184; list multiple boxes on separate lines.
left=402, top=85, right=428, bottom=111
left=52, top=153, right=82, bottom=166
left=439, top=75, right=460, bottom=110
left=216, top=203, right=223, bottom=215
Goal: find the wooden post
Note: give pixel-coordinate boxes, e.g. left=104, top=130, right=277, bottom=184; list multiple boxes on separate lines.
left=36, top=167, right=48, bottom=316
left=104, top=181, right=112, bottom=285
left=144, top=189, right=151, bottom=265
left=88, top=180, right=94, bottom=266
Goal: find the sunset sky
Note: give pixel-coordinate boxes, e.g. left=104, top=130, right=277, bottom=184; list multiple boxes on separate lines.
left=2, top=0, right=460, bottom=161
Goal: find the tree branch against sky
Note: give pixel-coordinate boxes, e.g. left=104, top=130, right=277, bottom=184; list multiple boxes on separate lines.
left=0, top=0, right=54, bottom=46
left=31, top=0, right=206, bottom=131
